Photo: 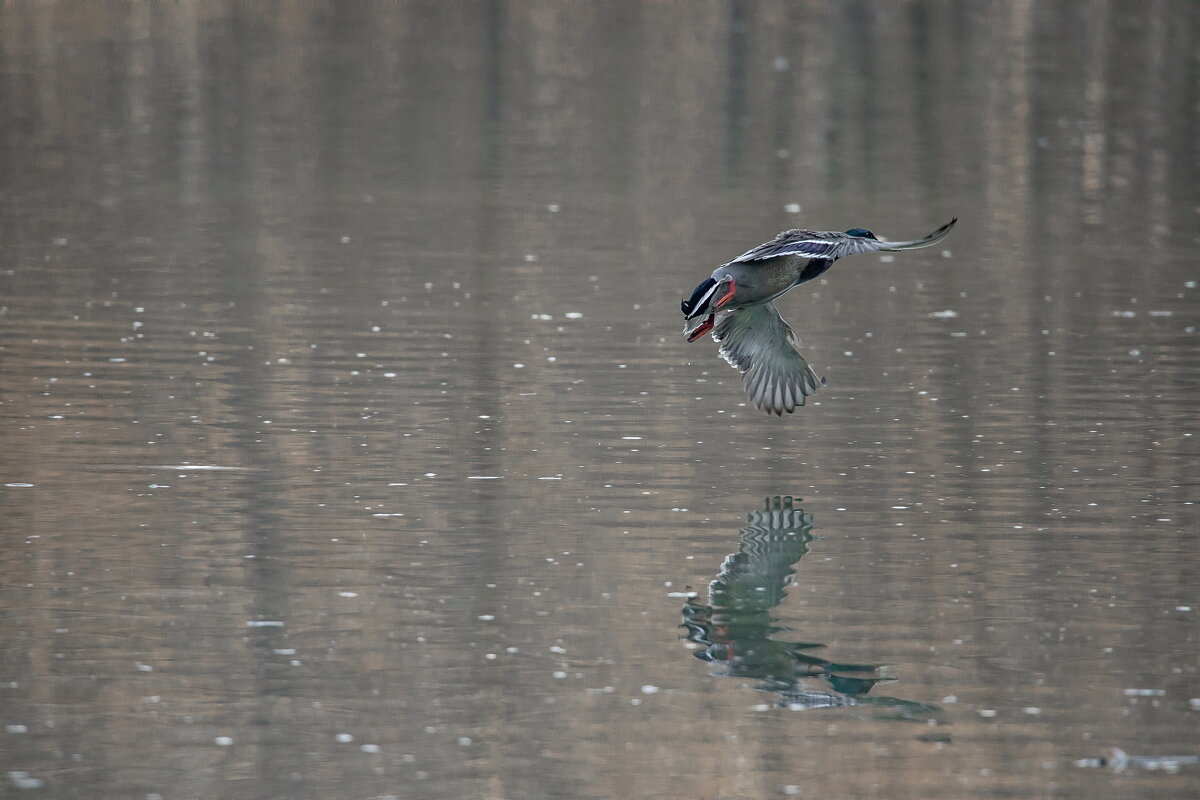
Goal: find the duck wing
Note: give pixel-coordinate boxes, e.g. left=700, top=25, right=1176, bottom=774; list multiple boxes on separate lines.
left=729, top=218, right=957, bottom=263
left=873, top=217, right=957, bottom=252
left=712, top=303, right=825, bottom=415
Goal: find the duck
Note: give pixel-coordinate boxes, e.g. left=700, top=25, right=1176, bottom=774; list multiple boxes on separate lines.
left=682, top=218, right=957, bottom=415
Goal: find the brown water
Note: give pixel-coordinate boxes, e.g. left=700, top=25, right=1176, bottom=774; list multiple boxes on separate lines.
left=2, top=3, right=1198, bottom=798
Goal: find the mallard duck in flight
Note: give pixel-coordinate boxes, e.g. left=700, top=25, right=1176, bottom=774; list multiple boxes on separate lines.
left=682, top=218, right=957, bottom=415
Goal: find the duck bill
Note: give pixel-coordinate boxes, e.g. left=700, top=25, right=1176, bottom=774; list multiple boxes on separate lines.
left=686, top=314, right=716, bottom=342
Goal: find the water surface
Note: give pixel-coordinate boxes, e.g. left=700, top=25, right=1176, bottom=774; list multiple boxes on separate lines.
left=2, top=3, right=1198, bottom=798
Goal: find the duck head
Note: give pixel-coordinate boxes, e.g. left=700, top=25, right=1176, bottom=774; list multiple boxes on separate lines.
left=844, top=228, right=878, bottom=239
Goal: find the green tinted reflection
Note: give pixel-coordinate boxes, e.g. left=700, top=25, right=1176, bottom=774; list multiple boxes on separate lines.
left=682, top=497, right=940, bottom=720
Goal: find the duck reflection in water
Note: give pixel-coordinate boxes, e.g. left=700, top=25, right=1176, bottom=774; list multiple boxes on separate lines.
left=681, top=497, right=940, bottom=720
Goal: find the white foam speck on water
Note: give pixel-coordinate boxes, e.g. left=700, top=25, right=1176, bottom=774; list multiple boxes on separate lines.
left=273, top=649, right=295, bottom=655
left=1023, top=707, right=1042, bottom=715
left=622, top=436, right=642, bottom=440
left=372, top=513, right=405, bottom=517
left=4, top=483, right=34, bottom=488
left=931, top=309, right=958, bottom=318
left=338, top=592, right=358, bottom=598
left=109, top=357, right=126, bottom=362
left=467, top=476, right=501, bottom=480
left=360, top=744, right=381, bottom=753
left=335, top=733, right=353, bottom=743
left=7, top=772, right=44, bottom=789
left=979, top=709, right=997, bottom=718
left=564, top=312, right=583, bottom=319
left=246, top=620, right=284, bottom=628
left=1124, top=688, right=1165, bottom=696
left=5, top=724, right=28, bottom=734
left=553, top=671, right=567, bottom=679
left=538, top=476, right=562, bottom=480
left=478, top=615, right=495, bottom=621
left=784, top=203, right=801, bottom=213
left=215, top=737, right=233, bottom=746
left=641, top=685, right=660, bottom=694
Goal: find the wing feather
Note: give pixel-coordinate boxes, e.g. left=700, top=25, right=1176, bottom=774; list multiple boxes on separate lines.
left=726, top=218, right=957, bottom=264
left=711, top=303, right=826, bottom=415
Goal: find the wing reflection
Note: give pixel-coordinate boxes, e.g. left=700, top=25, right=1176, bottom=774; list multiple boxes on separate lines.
left=681, top=497, right=940, bottom=721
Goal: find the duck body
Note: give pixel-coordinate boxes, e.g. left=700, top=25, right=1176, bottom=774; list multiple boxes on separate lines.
left=682, top=218, right=957, bottom=415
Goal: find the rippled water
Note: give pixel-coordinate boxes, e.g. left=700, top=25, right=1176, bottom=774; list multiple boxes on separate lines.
left=2, top=3, right=1197, bottom=798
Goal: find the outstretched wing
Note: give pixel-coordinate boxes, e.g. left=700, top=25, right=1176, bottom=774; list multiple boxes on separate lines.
left=727, top=231, right=844, bottom=264
left=712, top=303, right=825, bottom=415
left=727, top=218, right=958, bottom=264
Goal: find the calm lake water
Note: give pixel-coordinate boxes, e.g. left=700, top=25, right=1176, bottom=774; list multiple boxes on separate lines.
left=2, top=3, right=1198, bottom=798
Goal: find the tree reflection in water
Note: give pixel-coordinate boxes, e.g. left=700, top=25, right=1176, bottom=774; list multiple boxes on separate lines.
left=681, top=497, right=941, bottom=721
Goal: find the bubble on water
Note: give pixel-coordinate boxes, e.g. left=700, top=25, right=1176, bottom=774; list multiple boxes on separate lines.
left=215, top=736, right=233, bottom=746
left=336, top=733, right=353, bottom=743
